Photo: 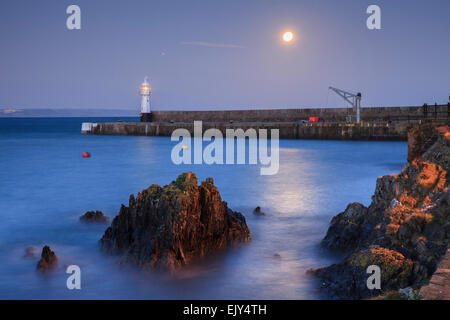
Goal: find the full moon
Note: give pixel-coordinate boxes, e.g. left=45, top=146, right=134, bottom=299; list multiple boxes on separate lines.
left=282, top=31, right=294, bottom=43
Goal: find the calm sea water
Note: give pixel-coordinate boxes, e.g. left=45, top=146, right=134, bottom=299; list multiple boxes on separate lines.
left=0, top=117, right=407, bottom=299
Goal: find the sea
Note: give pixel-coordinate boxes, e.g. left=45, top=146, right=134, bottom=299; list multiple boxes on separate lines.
left=0, top=117, right=407, bottom=299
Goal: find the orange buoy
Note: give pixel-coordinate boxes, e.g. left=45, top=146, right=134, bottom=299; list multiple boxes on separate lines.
left=82, top=152, right=91, bottom=158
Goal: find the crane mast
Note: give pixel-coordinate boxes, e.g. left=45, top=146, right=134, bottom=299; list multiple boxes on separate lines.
left=329, top=87, right=362, bottom=124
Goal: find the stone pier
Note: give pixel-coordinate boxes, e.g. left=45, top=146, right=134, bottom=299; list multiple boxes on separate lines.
left=81, top=105, right=449, bottom=140
left=420, top=248, right=450, bottom=300
left=82, top=121, right=417, bottom=141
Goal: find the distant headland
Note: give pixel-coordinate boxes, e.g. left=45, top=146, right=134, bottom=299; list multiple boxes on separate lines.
left=0, top=108, right=137, bottom=118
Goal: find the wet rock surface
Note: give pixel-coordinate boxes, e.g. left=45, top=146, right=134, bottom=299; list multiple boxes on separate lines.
left=100, top=172, right=251, bottom=272
left=312, top=125, right=450, bottom=299
left=36, top=246, right=58, bottom=273
left=80, top=210, right=109, bottom=223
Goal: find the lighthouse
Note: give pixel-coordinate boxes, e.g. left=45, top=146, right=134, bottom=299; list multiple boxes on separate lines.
left=139, top=76, right=152, bottom=122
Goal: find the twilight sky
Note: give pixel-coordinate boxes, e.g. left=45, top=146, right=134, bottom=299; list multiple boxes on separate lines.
left=0, top=0, right=449, bottom=111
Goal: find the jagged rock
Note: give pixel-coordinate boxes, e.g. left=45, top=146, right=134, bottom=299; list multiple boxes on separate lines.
left=80, top=210, right=109, bottom=223
left=321, top=202, right=369, bottom=252
left=253, top=206, right=265, bottom=216
left=36, top=246, right=58, bottom=272
left=314, top=125, right=450, bottom=299
left=100, top=172, right=251, bottom=272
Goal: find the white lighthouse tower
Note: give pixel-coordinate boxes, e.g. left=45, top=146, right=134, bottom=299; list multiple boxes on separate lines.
left=139, top=76, right=152, bottom=122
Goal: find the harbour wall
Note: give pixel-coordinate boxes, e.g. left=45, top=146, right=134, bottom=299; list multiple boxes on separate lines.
left=151, top=105, right=449, bottom=123
left=82, top=105, right=449, bottom=140
left=82, top=121, right=418, bottom=141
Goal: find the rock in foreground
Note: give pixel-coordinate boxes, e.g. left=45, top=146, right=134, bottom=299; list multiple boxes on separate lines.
left=36, top=246, right=58, bottom=273
left=100, top=172, right=251, bottom=272
left=310, top=247, right=414, bottom=299
left=80, top=210, right=109, bottom=223
left=313, top=125, right=449, bottom=299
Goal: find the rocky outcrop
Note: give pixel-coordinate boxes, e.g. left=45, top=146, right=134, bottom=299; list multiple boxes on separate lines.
left=312, top=125, right=449, bottom=299
left=80, top=210, right=109, bottom=223
left=321, top=202, right=370, bottom=252
left=253, top=206, right=265, bottom=216
left=36, top=246, right=58, bottom=273
left=100, top=172, right=251, bottom=272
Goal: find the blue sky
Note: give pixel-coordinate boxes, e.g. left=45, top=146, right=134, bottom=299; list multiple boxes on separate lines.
left=0, top=0, right=449, bottom=111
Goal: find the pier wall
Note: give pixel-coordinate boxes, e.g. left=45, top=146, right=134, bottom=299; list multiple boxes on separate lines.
left=82, top=105, right=449, bottom=140
left=82, top=121, right=416, bottom=141
left=151, top=105, right=449, bottom=123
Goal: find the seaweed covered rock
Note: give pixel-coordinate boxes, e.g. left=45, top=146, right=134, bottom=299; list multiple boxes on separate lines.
left=315, top=125, right=450, bottom=299
left=311, top=247, right=413, bottom=299
left=36, top=246, right=58, bottom=273
left=100, top=172, right=251, bottom=272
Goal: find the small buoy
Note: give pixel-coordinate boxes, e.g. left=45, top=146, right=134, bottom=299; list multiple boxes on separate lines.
left=182, top=145, right=189, bottom=150
left=82, top=152, right=91, bottom=158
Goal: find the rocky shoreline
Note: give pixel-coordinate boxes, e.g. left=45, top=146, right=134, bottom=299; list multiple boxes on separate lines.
left=310, top=124, right=449, bottom=299
left=100, top=172, right=251, bottom=272
left=23, top=124, right=449, bottom=299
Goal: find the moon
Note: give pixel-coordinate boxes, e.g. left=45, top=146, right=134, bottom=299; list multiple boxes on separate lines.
left=282, top=31, right=294, bottom=43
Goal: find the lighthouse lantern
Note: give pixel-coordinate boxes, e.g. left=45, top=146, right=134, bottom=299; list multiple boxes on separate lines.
left=140, top=76, right=152, bottom=122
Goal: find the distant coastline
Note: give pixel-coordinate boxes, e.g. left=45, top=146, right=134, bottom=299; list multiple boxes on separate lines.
left=0, top=108, right=138, bottom=118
